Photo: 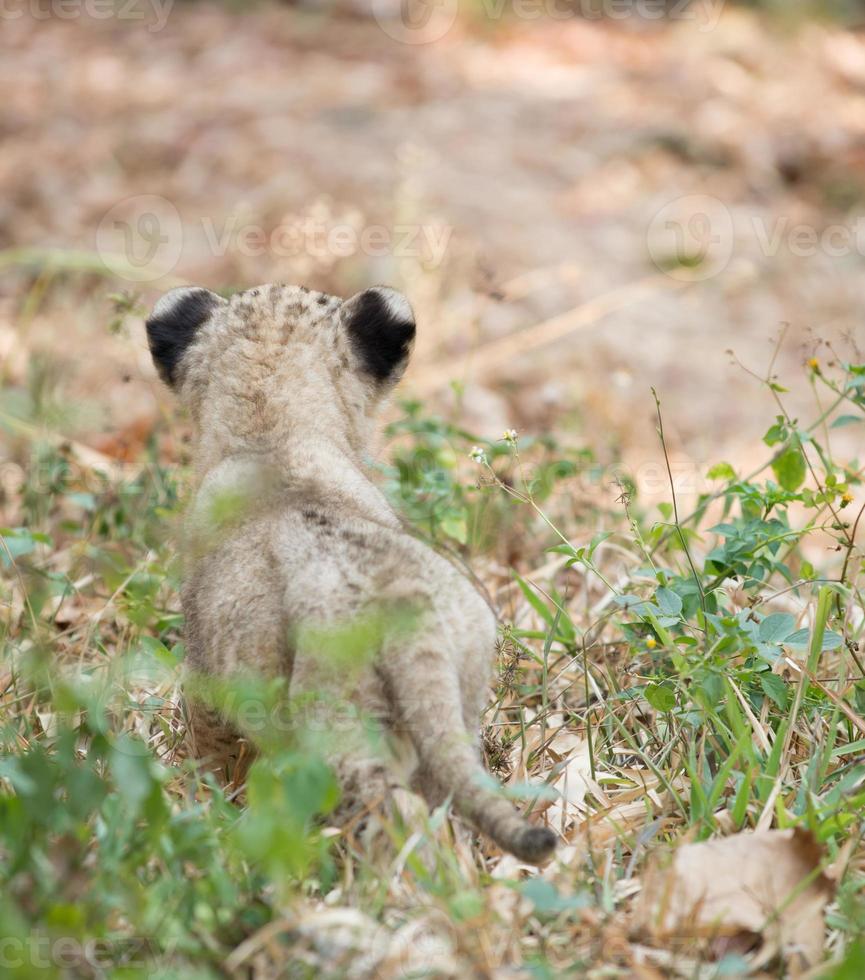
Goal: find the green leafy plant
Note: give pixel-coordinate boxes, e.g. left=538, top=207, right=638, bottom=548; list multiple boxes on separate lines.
left=2, top=333, right=864, bottom=975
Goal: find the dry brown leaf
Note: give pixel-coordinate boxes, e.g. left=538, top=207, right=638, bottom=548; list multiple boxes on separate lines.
left=635, top=828, right=833, bottom=970
left=541, top=729, right=596, bottom=831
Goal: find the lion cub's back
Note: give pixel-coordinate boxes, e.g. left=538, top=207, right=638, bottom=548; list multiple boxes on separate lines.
left=184, top=504, right=409, bottom=670
left=182, top=513, right=293, bottom=678
left=185, top=496, right=494, bottom=684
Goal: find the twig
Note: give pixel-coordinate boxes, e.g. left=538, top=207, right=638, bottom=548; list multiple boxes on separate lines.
left=412, top=275, right=688, bottom=396
left=652, top=388, right=706, bottom=615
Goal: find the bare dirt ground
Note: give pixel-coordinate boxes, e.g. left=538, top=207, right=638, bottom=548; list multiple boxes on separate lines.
left=2, top=2, right=865, bottom=498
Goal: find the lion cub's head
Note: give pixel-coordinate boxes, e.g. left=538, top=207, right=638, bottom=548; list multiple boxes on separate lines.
left=146, top=283, right=415, bottom=465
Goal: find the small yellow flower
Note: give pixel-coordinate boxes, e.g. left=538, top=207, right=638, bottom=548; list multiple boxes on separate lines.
left=807, top=357, right=820, bottom=372
left=841, top=491, right=854, bottom=507
left=646, top=636, right=657, bottom=650
left=502, top=428, right=518, bottom=444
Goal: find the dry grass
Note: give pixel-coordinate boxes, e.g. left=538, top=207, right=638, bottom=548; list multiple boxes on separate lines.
left=2, top=281, right=864, bottom=976
left=3, top=5, right=865, bottom=976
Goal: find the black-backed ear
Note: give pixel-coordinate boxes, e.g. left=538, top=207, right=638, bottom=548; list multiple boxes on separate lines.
left=146, top=286, right=224, bottom=388
left=341, top=286, right=416, bottom=386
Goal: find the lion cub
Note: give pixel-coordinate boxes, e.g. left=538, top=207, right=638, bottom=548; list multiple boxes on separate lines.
left=146, top=282, right=556, bottom=863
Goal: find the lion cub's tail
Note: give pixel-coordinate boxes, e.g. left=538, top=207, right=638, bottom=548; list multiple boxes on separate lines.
left=386, top=663, right=557, bottom=864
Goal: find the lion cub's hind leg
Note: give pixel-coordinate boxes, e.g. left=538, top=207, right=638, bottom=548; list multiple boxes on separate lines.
left=183, top=699, right=254, bottom=789
left=289, top=645, right=425, bottom=847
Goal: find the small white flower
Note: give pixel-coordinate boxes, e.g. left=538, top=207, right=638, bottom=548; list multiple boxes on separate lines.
left=469, top=446, right=487, bottom=464
left=502, top=429, right=518, bottom=444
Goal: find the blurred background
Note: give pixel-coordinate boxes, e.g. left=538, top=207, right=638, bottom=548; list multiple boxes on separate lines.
left=2, top=0, right=865, bottom=506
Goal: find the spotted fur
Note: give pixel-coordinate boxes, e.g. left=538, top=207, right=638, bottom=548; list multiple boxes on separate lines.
left=147, top=282, right=557, bottom=863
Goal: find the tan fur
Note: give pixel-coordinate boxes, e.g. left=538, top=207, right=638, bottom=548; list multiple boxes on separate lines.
left=150, top=282, right=556, bottom=863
